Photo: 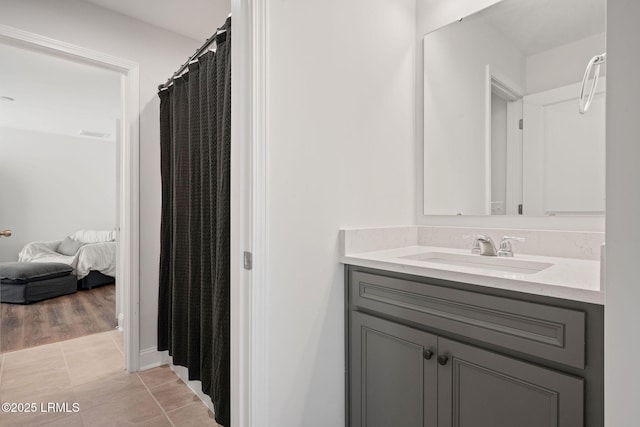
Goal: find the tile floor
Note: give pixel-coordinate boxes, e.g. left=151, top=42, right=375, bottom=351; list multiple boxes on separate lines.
left=0, top=330, right=220, bottom=426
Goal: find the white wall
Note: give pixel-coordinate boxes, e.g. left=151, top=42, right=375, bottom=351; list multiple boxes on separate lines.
left=415, top=0, right=605, bottom=231
left=264, top=0, right=416, bottom=425
left=0, top=127, right=115, bottom=261
left=526, top=33, right=606, bottom=95
left=0, top=0, right=202, bottom=352
left=605, top=1, right=640, bottom=424
left=0, top=42, right=122, bottom=143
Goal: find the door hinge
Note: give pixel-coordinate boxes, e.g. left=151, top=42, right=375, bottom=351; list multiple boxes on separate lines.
left=518, top=204, right=523, bottom=215
left=518, top=119, right=523, bottom=130
left=243, top=251, right=253, bottom=270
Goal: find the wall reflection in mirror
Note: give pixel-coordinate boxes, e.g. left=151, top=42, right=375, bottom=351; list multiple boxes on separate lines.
left=423, top=0, right=605, bottom=216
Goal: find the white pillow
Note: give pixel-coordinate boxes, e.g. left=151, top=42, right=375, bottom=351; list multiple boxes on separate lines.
left=57, top=236, right=85, bottom=256
left=70, top=230, right=116, bottom=243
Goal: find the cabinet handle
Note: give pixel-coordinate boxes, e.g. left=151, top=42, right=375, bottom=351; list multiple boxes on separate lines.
left=437, top=355, right=449, bottom=366
left=423, top=350, right=433, bottom=360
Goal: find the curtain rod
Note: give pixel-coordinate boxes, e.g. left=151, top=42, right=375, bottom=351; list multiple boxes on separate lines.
left=158, top=14, right=231, bottom=91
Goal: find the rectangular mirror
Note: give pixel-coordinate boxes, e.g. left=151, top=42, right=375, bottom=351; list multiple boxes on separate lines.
left=423, top=0, right=606, bottom=216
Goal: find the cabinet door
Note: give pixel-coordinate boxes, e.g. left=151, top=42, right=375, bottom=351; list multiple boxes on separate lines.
left=350, top=311, right=438, bottom=427
left=437, top=338, right=584, bottom=427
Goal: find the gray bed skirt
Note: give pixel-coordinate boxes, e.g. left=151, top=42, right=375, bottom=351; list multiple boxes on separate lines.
left=78, top=270, right=115, bottom=290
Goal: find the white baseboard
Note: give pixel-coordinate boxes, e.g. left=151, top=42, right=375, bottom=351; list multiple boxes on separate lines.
left=117, top=312, right=124, bottom=331
left=138, top=347, right=169, bottom=371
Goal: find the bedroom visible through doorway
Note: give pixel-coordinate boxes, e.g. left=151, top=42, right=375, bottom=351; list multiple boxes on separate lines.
left=0, top=42, right=122, bottom=353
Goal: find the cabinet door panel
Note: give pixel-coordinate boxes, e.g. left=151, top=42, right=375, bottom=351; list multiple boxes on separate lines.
left=438, top=338, right=583, bottom=427
left=350, top=311, right=438, bottom=427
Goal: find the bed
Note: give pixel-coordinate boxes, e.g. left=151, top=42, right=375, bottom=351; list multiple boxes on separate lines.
left=18, top=230, right=116, bottom=289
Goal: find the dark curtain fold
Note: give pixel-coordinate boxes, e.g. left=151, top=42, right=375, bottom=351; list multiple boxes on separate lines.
left=158, top=16, right=231, bottom=427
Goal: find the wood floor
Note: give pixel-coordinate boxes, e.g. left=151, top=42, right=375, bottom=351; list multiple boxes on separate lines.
left=0, top=284, right=116, bottom=353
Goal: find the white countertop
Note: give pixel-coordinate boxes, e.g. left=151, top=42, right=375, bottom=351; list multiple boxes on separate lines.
left=340, top=245, right=603, bottom=305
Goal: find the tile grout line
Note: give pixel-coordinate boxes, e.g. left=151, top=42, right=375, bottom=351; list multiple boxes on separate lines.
left=164, top=400, right=213, bottom=416
left=139, top=376, right=180, bottom=389
left=59, top=341, right=88, bottom=426
left=0, top=352, right=4, bottom=390
left=58, top=342, right=78, bottom=400
left=59, top=341, right=73, bottom=375
left=139, top=370, right=216, bottom=423
left=157, top=374, right=219, bottom=424
left=166, top=365, right=217, bottom=418
left=108, top=330, right=125, bottom=357
left=136, top=372, right=176, bottom=427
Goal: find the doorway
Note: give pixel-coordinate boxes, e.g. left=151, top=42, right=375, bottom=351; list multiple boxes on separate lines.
left=0, top=24, right=140, bottom=371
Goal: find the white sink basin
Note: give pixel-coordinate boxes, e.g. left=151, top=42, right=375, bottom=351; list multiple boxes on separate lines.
left=398, top=252, right=553, bottom=275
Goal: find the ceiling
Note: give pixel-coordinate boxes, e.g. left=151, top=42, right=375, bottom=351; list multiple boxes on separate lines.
left=81, top=0, right=231, bottom=42
left=472, top=0, right=605, bottom=56
left=0, top=43, right=121, bottom=141
left=0, top=0, right=231, bottom=142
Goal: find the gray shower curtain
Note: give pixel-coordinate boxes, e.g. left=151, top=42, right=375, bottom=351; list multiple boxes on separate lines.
left=157, top=16, right=231, bottom=427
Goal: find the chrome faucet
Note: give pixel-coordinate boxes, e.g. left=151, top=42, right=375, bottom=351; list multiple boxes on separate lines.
left=473, top=235, right=497, bottom=256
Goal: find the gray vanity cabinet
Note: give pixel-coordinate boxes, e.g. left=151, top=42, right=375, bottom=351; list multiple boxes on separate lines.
left=437, top=338, right=583, bottom=427
left=350, top=311, right=438, bottom=427
left=350, top=311, right=583, bottom=427
left=346, top=266, right=603, bottom=427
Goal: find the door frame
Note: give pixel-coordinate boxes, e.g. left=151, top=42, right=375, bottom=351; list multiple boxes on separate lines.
left=485, top=65, right=524, bottom=216
left=0, top=24, right=141, bottom=371
left=230, top=0, right=268, bottom=425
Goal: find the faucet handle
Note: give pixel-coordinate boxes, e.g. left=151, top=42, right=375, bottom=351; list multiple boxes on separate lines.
left=463, top=234, right=481, bottom=254
left=498, top=236, right=525, bottom=257
left=471, top=239, right=481, bottom=254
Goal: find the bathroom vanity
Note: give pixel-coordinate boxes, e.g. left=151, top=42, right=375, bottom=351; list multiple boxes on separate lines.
left=341, top=227, right=604, bottom=427
left=345, top=0, right=607, bottom=423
